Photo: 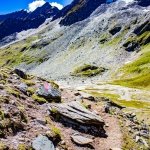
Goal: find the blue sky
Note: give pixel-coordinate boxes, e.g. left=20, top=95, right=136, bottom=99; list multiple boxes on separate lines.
left=0, top=0, right=72, bottom=14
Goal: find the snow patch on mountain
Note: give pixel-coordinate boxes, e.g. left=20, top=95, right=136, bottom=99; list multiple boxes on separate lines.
left=50, top=2, right=63, bottom=10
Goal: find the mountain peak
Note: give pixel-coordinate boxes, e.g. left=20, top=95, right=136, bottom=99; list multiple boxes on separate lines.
left=53, top=0, right=108, bottom=26
left=0, top=3, right=59, bottom=40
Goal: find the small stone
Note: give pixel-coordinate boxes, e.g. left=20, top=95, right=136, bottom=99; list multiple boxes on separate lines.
left=74, top=92, right=81, bottom=96
left=92, top=110, right=99, bottom=115
left=36, top=119, right=46, bottom=126
left=7, top=79, right=13, bottom=83
left=135, top=136, right=140, bottom=142
left=0, top=84, right=4, bottom=90
left=105, top=104, right=111, bottom=113
left=46, top=131, right=52, bottom=137
left=86, top=96, right=95, bottom=101
left=110, top=148, right=122, bottom=150
left=60, top=140, right=65, bottom=145
left=71, top=134, right=93, bottom=145
left=18, top=83, right=28, bottom=94
left=87, top=104, right=91, bottom=109
left=105, top=123, right=109, bottom=127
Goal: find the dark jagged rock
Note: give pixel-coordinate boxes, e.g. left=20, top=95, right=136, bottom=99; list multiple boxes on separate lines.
left=0, top=3, right=59, bottom=40
left=32, top=135, right=55, bottom=150
left=123, top=40, right=140, bottom=52
left=14, top=68, right=27, bottom=79
left=134, top=20, right=150, bottom=35
left=31, top=40, right=50, bottom=49
left=109, top=26, right=122, bottom=35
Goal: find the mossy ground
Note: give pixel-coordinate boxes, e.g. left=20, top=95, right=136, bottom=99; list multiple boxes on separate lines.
left=84, top=90, right=150, bottom=110
left=83, top=89, right=150, bottom=124
left=32, top=94, right=47, bottom=104
left=6, top=87, right=20, bottom=98
left=71, top=64, right=106, bottom=77
left=0, top=36, right=48, bottom=67
left=0, top=142, right=8, bottom=150
left=82, top=89, right=150, bottom=149
left=51, top=125, right=62, bottom=139
left=17, top=144, right=27, bottom=150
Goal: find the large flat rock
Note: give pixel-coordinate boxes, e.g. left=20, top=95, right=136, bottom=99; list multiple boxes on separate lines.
left=49, top=101, right=105, bottom=126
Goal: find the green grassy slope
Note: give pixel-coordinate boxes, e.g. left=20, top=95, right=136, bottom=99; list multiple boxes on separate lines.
left=113, top=44, right=150, bottom=90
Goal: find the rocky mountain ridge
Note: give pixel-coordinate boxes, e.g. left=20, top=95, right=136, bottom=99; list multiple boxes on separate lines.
left=0, top=2, right=59, bottom=40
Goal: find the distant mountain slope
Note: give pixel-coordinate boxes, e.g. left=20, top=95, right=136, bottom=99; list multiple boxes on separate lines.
left=53, top=0, right=150, bottom=26
left=53, top=0, right=109, bottom=26
left=0, top=2, right=59, bottom=40
left=0, top=1, right=149, bottom=84
left=0, top=10, right=28, bottom=22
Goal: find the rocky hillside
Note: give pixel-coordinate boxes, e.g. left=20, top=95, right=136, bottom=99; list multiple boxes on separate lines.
left=53, top=0, right=107, bottom=26
left=0, top=1, right=149, bottom=84
left=0, top=0, right=150, bottom=149
left=1, top=67, right=149, bottom=149
left=0, top=2, right=59, bottom=40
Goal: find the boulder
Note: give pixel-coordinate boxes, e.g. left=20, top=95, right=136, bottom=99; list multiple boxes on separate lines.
left=110, top=148, right=122, bottom=150
left=85, top=96, right=95, bottom=101
left=36, top=82, right=61, bottom=102
left=80, top=93, right=96, bottom=101
left=109, top=26, right=121, bottom=35
left=18, top=83, right=28, bottom=94
left=32, top=135, right=55, bottom=150
left=49, top=101, right=104, bottom=126
left=74, top=92, right=81, bottom=96
left=14, top=68, right=27, bottom=79
left=71, top=134, right=93, bottom=145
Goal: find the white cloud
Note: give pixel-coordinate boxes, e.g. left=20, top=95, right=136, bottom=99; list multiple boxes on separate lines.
left=119, top=0, right=135, bottom=4
left=28, top=0, right=46, bottom=12
left=50, top=2, right=63, bottom=10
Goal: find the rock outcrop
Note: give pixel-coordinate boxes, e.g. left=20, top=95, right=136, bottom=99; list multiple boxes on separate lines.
left=53, top=0, right=107, bottom=26
left=14, top=68, right=27, bottom=79
left=49, top=101, right=105, bottom=136
left=49, top=101, right=104, bottom=126
left=36, top=83, right=61, bottom=102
